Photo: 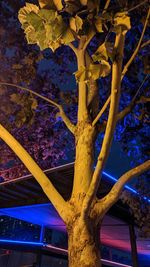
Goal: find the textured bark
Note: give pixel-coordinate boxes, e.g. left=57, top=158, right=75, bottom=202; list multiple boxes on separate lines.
left=72, top=122, right=96, bottom=196
left=67, top=218, right=101, bottom=267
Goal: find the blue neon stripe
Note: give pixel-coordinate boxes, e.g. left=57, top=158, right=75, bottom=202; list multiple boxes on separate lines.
left=0, top=239, right=43, bottom=246
left=102, top=171, right=150, bottom=203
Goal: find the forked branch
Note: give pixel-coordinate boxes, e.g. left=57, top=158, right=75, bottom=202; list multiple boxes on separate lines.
left=96, top=160, right=150, bottom=216
left=81, top=30, right=126, bottom=219
left=93, top=7, right=150, bottom=127
left=0, top=82, right=76, bottom=134
left=0, top=124, right=72, bottom=223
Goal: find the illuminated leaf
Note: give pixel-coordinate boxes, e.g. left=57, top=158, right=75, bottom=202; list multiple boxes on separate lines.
left=24, top=25, right=37, bottom=44
left=89, top=60, right=111, bottom=80
left=113, top=12, right=131, bottom=33
left=74, top=66, right=86, bottom=82
left=70, top=15, right=83, bottom=33
left=38, top=0, right=56, bottom=9
left=89, top=64, right=101, bottom=80
left=26, top=12, right=43, bottom=31
left=92, top=43, right=108, bottom=62
left=100, top=60, right=111, bottom=77
left=18, top=3, right=39, bottom=26
left=38, top=9, right=57, bottom=22
left=62, top=28, right=75, bottom=44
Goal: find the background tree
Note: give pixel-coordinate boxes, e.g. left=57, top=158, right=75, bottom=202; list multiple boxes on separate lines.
left=0, top=0, right=76, bottom=180
left=0, top=0, right=150, bottom=266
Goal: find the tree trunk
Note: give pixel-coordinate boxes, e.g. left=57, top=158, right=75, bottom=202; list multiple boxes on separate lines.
left=67, top=218, right=101, bottom=267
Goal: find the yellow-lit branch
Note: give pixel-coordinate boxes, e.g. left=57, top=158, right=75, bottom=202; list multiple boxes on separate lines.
left=92, top=7, right=150, bottom=127
left=0, top=124, right=72, bottom=223
left=96, top=160, right=150, bottom=216
left=81, top=30, right=126, bottom=219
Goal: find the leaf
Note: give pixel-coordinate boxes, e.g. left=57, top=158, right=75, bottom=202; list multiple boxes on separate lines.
left=92, top=43, right=108, bottom=62
left=26, top=12, right=43, bottom=31
left=38, top=0, right=56, bottom=9
left=100, top=60, right=111, bottom=77
left=24, top=25, right=37, bottom=44
left=89, top=64, right=101, bottom=80
left=89, top=60, right=111, bottom=80
left=113, top=12, right=131, bottom=33
left=31, top=98, right=38, bottom=110
left=53, top=0, right=63, bottom=10
left=38, top=9, right=57, bottom=22
left=62, top=28, right=75, bottom=44
left=70, top=15, right=83, bottom=33
left=18, top=3, right=39, bottom=26
left=74, top=66, right=86, bottom=82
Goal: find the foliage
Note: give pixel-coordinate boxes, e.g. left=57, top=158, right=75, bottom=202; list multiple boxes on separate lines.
left=0, top=0, right=75, bottom=180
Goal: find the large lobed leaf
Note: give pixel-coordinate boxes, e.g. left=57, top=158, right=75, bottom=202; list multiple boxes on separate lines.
left=18, top=3, right=75, bottom=51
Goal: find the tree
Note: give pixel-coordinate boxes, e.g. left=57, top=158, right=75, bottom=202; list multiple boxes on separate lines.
left=0, top=0, right=150, bottom=266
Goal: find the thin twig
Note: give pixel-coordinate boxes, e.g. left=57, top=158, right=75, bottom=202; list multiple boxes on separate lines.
left=0, top=82, right=76, bottom=134
left=0, top=82, right=60, bottom=108
left=132, top=74, right=149, bottom=102
left=122, top=7, right=150, bottom=79
left=127, top=0, right=149, bottom=13
left=92, top=96, right=110, bottom=126
left=102, top=0, right=111, bottom=14
left=141, top=40, right=150, bottom=49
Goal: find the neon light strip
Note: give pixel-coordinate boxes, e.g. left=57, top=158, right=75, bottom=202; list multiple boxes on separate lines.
left=0, top=239, right=132, bottom=267
left=103, top=171, right=150, bottom=203
left=0, top=239, right=43, bottom=246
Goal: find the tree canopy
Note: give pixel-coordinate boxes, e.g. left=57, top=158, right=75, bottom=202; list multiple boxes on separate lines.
left=0, top=0, right=149, bottom=181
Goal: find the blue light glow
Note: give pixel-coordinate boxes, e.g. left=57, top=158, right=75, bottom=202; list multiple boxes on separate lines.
left=0, top=239, right=43, bottom=246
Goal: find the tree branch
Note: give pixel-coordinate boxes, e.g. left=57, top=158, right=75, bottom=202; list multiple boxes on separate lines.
left=102, top=0, right=111, bottom=14
left=98, top=160, right=150, bottom=215
left=0, top=82, right=76, bottom=134
left=97, top=94, right=150, bottom=134
left=92, top=96, right=110, bottom=126
left=76, top=40, right=88, bottom=121
left=127, top=0, right=149, bottom=13
left=81, top=31, right=126, bottom=219
left=83, top=30, right=96, bottom=51
left=122, top=7, right=150, bottom=79
left=93, top=9, right=150, bottom=126
left=141, top=40, right=150, bottom=49
left=0, top=124, right=72, bottom=223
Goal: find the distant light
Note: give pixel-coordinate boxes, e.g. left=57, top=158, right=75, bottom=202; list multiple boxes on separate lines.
left=102, top=171, right=150, bottom=203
